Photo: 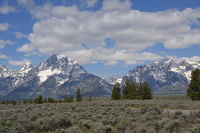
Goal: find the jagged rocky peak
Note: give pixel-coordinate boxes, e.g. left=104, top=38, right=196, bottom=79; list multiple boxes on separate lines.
left=180, top=59, right=200, bottom=65
left=158, top=58, right=176, bottom=66
left=38, top=54, right=80, bottom=71
left=0, top=65, right=17, bottom=78
left=148, top=58, right=179, bottom=71
left=36, top=54, right=87, bottom=84
left=20, top=61, right=34, bottom=72
left=179, top=59, right=200, bottom=70
left=57, top=55, right=79, bottom=67
left=38, top=54, right=58, bottom=70
left=121, top=58, right=190, bottom=91
left=0, top=65, right=8, bottom=72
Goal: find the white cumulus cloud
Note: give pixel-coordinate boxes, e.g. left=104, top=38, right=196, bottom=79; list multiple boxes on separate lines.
left=16, top=0, right=200, bottom=66
left=0, top=23, right=9, bottom=31
left=104, top=60, right=118, bottom=66
left=14, top=32, right=28, bottom=38
left=0, top=39, right=14, bottom=49
left=0, top=53, right=10, bottom=59
left=0, top=1, right=16, bottom=14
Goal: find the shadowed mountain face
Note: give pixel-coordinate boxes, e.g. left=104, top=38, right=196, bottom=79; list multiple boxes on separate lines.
left=121, top=58, right=200, bottom=93
left=0, top=55, right=113, bottom=100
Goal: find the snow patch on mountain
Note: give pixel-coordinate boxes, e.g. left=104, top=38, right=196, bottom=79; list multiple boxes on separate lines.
left=38, top=69, right=62, bottom=83
left=179, top=59, right=200, bottom=81
left=37, top=55, right=87, bottom=84
left=106, top=75, right=123, bottom=84
left=20, top=61, right=33, bottom=72
left=0, top=65, right=17, bottom=78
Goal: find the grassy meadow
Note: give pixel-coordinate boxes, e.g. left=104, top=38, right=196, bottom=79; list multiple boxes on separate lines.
left=0, top=94, right=200, bottom=133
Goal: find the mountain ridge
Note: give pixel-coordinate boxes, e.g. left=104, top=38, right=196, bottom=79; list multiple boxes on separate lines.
left=0, top=55, right=113, bottom=100
left=121, top=58, right=200, bottom=93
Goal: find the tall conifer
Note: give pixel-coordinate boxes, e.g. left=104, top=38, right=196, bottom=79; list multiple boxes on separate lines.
left=142, top=82, right=152, bottom=100
left=187, top=69, right=200, bottom=100
left=76, top=88, right=83, bottom=102
left=111, top=82, right=121, bottom=100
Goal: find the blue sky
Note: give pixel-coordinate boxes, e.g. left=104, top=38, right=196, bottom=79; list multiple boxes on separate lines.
left=0, top=0, right=200, bottom=78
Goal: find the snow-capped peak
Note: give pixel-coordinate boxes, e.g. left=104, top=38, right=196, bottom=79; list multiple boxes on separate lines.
left=20, top=61, right=34, bottom=72
left=0, top=65, right=17, bottom=78
left=37, top=54, right=86, bottom=84
left=162, top=58, right=171, bottom=64
left=57, top=54, right=67, bottom=59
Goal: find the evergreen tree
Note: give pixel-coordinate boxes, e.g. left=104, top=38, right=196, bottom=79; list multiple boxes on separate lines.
left=48, top=97, right=55, bottom=103
left=38, top=95, right=44, bottom=104
left=122, top=80, right=137, bottom=99
left=187, top=69, right=200, bottom=100
left=136, top=82, right=143, bottom=100
left=142, top=82, right=152, bottom=100
left=122, top=80, right=131, bottom=99
left=34, top=95, right=44, bottom=104
left=76, top=88, right=83, bottom=102
left=111, top=82, right=121, bottom=100
left=11, top=100, right=17, bottom=105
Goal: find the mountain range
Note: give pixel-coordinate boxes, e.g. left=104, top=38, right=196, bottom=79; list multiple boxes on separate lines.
left=1, top=55, right=200, bottom=100
left=0, top=55, right=112, bottom=100
left=120, top=58, right=200, bottom=94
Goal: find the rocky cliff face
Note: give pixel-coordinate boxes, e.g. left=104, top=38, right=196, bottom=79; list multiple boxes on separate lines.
left=0, top=55, right=113, bottom=100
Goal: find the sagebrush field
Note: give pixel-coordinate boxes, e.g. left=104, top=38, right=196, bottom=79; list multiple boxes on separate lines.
left=1, top=95, right=200, bottom=133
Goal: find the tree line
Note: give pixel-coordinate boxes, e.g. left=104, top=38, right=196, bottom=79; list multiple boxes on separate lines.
left=1, top=88, right=93, bottom=105
left=111, top=80, right=152, bottom=100
left=111, top=68, right=200, bottom=101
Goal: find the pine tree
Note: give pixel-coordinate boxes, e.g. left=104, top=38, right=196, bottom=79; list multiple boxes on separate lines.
left=11, top=100, right=17, bottom=105
left=187, top=69, right=200, bottom=100
left=122, top=80, right=131, bottom=99
left=122, top=80, right=137, bottom=99
left=136, top=82, right=143, bottom=100
left=111, top=83, right=121, bottom=100
left=34, top=95, right=44, bottom=104
left=38, top=95, right=44, bottom=104
left=142, top=82, right=152, bottom=100
left=76, top=88, right=83, bottom=102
